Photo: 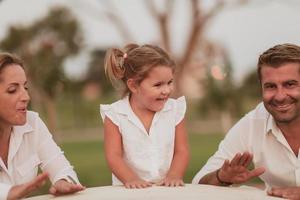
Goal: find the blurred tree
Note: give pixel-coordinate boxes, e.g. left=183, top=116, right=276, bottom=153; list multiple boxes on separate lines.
left=199, top=50, right=242, bottom=132
left=85, top=49, right=113, bottom=96
left=0, top=7, right=83, bottom=135
left=100, top=0, right=248, bottom=96
left=237, top=69, right=261, bottom=111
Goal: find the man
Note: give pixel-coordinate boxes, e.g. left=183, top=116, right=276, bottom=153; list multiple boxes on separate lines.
left=192, top=43, right=300, bottom=200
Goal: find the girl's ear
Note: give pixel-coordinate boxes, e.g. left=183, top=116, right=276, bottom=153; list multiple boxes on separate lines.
left=127, top=78, right=138, bottom=93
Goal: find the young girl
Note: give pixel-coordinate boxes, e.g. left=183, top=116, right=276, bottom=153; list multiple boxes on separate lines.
left=100, top=44, right=190, bottom=189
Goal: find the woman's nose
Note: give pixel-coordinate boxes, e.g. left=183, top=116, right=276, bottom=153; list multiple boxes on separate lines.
left=21, top=89, right=30, bottom=102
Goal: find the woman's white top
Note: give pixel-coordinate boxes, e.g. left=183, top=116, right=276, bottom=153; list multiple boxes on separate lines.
left=100, top=96, right=186, bottom=185
left=0, top=111, right=80, bottom=200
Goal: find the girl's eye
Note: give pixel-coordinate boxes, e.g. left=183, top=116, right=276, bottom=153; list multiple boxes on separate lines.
left=168, top=80, right=173, bottom=85
left=154, top=83, right=162, bottom=87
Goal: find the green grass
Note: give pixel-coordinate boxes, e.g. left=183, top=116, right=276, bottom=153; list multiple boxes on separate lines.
left=33, top=133, right=262, bottom=196
left=61, top=134, right=224, bottom=186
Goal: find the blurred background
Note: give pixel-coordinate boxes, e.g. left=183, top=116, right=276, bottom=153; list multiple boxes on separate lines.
left=1, top=0, right=300, bottom=194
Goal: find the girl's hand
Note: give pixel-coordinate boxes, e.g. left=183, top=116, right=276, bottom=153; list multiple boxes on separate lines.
left=49, top=179, right=85, bottom=195
left=7, top=172, right=48, bottom=200
left=157, top=176, right=184, bottom=187
left=124, top=179, right=152, bottom=189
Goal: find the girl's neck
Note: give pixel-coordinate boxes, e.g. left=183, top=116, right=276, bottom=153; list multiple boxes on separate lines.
left=129, top=95, right=155, bottom=134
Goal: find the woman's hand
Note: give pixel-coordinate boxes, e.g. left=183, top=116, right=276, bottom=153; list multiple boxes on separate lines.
left=49, top=179, right=85, bottom=195
left=7, top=172, right=48, bottom=200
left=157, top=176, right=184, bottom=187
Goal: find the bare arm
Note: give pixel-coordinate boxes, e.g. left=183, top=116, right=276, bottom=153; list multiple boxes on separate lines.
left=104, top=117, right=152, bottom=188
left=158, top=119, right=190, bottom=186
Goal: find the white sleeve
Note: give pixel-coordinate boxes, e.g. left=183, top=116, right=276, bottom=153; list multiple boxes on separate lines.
left=191, top=113, right=252, bottom=184
left=175, top=96, right=186, bottom=125
left=0, top=183, right=12, bottom=200
left=100, top=104, right=120, bottom=126
left=35, top=115, right=80, bottom=185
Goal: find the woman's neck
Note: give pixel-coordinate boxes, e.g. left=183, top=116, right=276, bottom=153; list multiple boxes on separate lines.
left=0, top=123, right=13, bottom=143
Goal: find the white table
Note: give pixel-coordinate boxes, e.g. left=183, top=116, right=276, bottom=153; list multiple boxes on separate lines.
left=26, top=184, right=283, bottom=200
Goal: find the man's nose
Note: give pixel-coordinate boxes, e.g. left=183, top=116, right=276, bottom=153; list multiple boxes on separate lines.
left=274, top=88, right=286, bottom=102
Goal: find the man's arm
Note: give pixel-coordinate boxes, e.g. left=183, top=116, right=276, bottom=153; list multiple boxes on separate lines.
left=192, top=111, right=265, bottom=185
left=199, top=152, right=265, bottom=185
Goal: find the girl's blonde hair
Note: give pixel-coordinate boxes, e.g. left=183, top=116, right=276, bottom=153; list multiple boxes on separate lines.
left=104, top=44, right=176, bottom=96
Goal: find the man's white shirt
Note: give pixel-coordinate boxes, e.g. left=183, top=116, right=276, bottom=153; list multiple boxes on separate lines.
left=192, top=103, right=300, bottom=189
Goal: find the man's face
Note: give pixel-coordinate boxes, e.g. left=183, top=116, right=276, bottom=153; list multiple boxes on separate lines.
left=261, top=63, right=300, bottom=124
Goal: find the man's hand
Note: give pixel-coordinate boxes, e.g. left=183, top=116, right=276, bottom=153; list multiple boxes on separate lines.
left=268, top=187, right=300, bottom=200
left=217, top=152, right=265, bottom=184
left=7, top=172, right=48, bottom=200
left=49, top=179, right=85, bottom=195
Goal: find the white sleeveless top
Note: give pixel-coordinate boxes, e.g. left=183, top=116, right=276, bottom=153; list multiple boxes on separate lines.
left=100, top=96, right=186, bottom=185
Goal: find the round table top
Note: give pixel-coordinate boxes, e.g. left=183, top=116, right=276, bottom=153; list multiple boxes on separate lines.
left=26, top=184, right=283, bottom=200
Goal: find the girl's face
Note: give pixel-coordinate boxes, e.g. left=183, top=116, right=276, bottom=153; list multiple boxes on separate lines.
left=130, top=65, right=174, bottom=112
left=0, top=64, right=30, bottom=128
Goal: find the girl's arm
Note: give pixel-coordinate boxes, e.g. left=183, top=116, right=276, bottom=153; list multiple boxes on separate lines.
left=104, top=117, right=152, bottom=188
left=158, top=119, right=190, bottom=186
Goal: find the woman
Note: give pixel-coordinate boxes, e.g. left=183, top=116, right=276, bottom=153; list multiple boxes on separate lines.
left=0, top=53, right=84, bottom=200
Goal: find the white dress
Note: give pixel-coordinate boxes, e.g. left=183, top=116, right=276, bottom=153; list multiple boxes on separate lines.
left=100, top=96, right=186, bottom=185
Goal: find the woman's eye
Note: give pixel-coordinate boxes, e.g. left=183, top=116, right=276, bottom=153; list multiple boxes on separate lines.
left=7, top=89, right=16, bottom=94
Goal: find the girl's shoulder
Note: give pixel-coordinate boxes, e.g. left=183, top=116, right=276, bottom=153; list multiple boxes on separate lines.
left=100, top=97, right=130, bottom=122
left=164, top=96, right=186, bottom=110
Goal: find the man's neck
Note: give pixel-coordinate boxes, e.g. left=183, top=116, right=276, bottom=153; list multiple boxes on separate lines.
left=277, top=118, right=300, bottom=139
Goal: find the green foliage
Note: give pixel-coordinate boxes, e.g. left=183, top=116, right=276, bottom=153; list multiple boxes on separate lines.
left=0, top=6, right=82, bottom=98
left=199, top=62, right=243, bottom=118
left=85, top=49, right=114, bottom=96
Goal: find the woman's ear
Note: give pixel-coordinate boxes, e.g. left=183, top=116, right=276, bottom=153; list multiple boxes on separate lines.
left=127, top=78, right=138, bottom=93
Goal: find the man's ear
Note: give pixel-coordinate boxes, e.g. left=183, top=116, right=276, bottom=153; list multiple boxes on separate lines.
left=127, top=78, right=138, bottom=93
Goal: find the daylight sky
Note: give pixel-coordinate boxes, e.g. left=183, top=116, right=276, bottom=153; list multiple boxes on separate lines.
left=1, top=0, right=300, bottom=81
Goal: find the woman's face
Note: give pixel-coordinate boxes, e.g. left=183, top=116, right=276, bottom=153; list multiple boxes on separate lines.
left=0, top=64, right=30, bottom=127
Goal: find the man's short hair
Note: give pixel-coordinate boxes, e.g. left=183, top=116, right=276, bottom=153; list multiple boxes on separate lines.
left=257, top=43, right=300, bottom=81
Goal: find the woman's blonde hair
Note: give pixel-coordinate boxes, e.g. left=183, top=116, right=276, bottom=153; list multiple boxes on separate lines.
left=104, top=44, right=176, bottom=96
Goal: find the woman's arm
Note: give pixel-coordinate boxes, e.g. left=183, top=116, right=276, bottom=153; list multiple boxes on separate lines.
left=104, top=117, right=152, bottom=188
left=35, top=114, right=84, bottom=194
left=158, top=119, right=190, bottom=186
left=6, top=172, right=48, bottom=200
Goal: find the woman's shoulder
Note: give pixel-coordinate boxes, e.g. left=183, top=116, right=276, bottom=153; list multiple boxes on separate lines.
left=26, top=111, right=40, bottom=123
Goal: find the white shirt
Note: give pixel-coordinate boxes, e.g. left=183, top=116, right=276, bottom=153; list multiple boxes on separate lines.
left=192, top=103, right=300, bottom=189
left=100, top=96, right=186, bottom=185
left=0, top=111, right=80, bottom=200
